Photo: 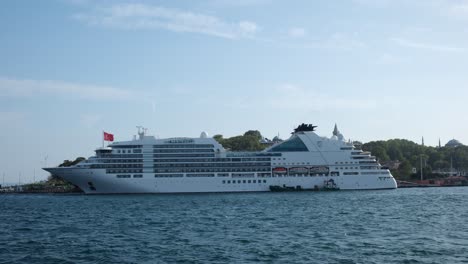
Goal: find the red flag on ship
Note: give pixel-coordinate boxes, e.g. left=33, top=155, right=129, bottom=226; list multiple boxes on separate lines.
left=103, top=132, right=114, bottom=141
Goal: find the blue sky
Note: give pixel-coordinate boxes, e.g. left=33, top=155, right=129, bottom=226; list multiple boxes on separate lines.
left=2, top=0, right=468, bottom=183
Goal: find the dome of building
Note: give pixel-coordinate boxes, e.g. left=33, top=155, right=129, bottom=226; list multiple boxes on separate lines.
left=445, top=139, right=463, bottom=148
left=200, top=131, right=209, bottom=138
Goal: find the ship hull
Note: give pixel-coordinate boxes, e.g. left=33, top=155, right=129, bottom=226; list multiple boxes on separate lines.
left=45, top=168, right=397, bottom=194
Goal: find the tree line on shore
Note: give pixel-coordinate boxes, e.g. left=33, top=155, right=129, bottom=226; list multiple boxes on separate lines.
left=362, top=139, right=468, bottom=180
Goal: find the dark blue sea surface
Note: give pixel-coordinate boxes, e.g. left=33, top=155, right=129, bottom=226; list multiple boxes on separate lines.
left=1, top=188, right=468, bottom=264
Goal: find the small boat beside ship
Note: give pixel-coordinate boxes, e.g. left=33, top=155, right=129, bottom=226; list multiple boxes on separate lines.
left=269, top=179, right=340, bottom=192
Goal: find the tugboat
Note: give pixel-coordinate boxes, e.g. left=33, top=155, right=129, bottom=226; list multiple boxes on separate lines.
left=322, top=179, right=340, bottom=191
left=269, top=179, right=339, bottom=192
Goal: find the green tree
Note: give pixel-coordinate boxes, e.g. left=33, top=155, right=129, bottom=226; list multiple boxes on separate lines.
left=372, top=146, right=390, bottom=162
left=243, top=130, right=262, bottom=141
left=213, top=134, right=224, bottom=143
left=396, top=160, right=413, bottom=180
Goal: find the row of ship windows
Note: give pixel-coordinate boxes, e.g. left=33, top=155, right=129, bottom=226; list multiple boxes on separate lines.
left=95, top=159, right=274, bottom=165
left=107, top=170, right=388, bottom=176
left=116, top=174, right=142, bottom=178
left=99, top=154, right=143, bottom=158
left=101, top=167, right=380, bottom=173
left=153, top=174, right=236, bottom=177
left=153, top=144, right=215, bottom=148
left=95, top=164, right=143, bottom=169
left=154, top=154, right=215, bottom=158
left=116, top=149, right=141, bottom=154
left=122, top=173, right=331, bottom=177
left=116, top=175, right=273, bottom=181
left=227, top=153, right=282, bottom=157
left=97, top=156, right=272, bottom=162
left=334, top=161, right=377, bottom=164
left=113, top=171, right=389, bottom=179
left=113, top=145, right=142, bottom=149
left=108, top=169, right=143, bottom=174
left=112, top=150, right=220, bottom=156
left=94, top=164, right=279, bottom=169
left=151, top=173, right=334, bottom=178
left=269, top=162, right=377, bottom=167
left=153, top=149, right=215, bottom=153
left=153, top=173, right=273, bottom=178
left=154, top=168, right=271, bottom=173
left=268, top=172, right=385, bottom=176
left=223, top=180, right=267, bottom=184
left=337, top=167, right=359, bottom=170
left=116, top=175, right=272, bottom=181
left=99, top=159, right=143, bottom=163
left=155, top=162, right=271, bottom=168
left=149, top=174, right=219, bottom=177
left=113, top=144, right=216, bottom=149
left=92, top=161, right=378, bottom=170
left=153, top=158, right=271, bottom=162
left=359, top=161, right=378, bottom=164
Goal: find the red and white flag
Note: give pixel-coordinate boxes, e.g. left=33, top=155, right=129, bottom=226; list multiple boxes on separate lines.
left=103, top=132, right=114, bottom=141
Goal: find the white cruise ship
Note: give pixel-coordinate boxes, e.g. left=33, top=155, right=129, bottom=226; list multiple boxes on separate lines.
left=44, top=124, right=397, bottom=194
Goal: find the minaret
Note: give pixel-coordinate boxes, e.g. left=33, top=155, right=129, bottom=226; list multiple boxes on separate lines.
left=333, top=123, right=339, bottom=136
left=438, top=138, right=441, bottom=148
left=422, top=136, right=424, bottom=146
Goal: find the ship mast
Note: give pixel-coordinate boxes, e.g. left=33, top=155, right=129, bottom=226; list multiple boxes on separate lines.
left=136, top=126, right=147, bottom=139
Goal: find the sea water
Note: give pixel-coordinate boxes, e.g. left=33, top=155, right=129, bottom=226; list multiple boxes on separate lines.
left=1, top=187, right=467, bottom=264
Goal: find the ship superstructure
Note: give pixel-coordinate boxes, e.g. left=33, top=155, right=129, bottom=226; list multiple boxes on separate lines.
left=44, top=124, right=397, bottom=193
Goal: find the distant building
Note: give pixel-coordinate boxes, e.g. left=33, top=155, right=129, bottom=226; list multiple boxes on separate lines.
left=353, top=141, right=363, bottom=149
left=445, top=139, right=464, bottom=148
left=382, top=160, right=401, bottom=170
left=432, top=168, right=466, bottom=177
left=332, top=124, right=344, bottom=141
left=260, top=136, right=283, bottom=146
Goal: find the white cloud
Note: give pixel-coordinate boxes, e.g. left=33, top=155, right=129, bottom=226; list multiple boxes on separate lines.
left=0, top=76, right=134, bottom=101
left=73, top=3, right=259, bottom=39
left=288, top=27, right=306, bottom=38
left=447, top=1, right=468, bottom=18
left=238, top=21, right=258, bottom=36
left=391, top=37, right=465, bottom=52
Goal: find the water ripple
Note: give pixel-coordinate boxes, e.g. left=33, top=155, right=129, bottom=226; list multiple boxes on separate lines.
left=1, top=188, right=468, bottom=263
